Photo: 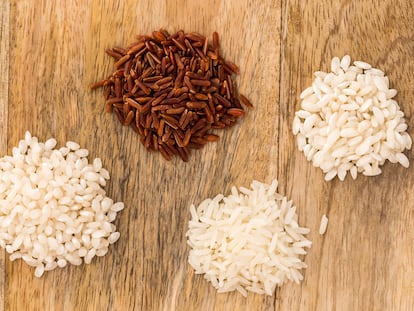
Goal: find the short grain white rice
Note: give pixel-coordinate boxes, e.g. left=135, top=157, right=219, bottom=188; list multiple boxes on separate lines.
left=293, top=55, right=411, bottom=180
left=186, top=180, right=311, bottom=297
left=0, top=132, right=124, bottom=277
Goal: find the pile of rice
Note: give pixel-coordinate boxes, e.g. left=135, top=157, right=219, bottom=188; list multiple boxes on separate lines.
left=186, top=180, right=311, bottom=297
left=293, top=55, right=411, bottom=181
left=0, top=131, right=124, bottom=277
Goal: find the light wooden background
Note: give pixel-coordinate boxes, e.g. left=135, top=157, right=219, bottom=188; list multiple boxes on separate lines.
left=1, top=0, right=413, bottom=310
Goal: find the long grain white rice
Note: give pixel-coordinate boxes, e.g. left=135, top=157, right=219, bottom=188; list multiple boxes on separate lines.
left=186, top=180, right=311, bottom=297
left=0, top=131, right=124, bottom=277
left=293, top=55, right=411, bottom=180
left=319, top=215, right=328, bottom=235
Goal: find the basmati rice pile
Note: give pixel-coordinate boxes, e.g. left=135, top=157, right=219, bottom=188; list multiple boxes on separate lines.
left=0, top=131, right=124, bottom=277
left=293, top=55, right=411, bottom=181
left=186, top=180, right=311, bottom=297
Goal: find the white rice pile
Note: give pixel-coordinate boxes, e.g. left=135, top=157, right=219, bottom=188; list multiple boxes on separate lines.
left=0, top=131, right=124, bottom=277
left=293, top=55, right=411, bottom=181
left=186, top=180, right=311, bottom=297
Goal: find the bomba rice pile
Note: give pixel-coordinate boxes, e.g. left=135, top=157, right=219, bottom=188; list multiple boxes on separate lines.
left=0, top=132, right=124, bottom=277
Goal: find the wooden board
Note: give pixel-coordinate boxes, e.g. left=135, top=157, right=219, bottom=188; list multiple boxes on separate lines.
left=0, top=1, right=9, bottom=310
left=1, top=0, right=414, bottom=310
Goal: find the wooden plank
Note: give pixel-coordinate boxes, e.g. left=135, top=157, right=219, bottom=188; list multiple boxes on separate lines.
left=7, top=0, right=281, bottom=310
left=0, top=1, right=9, bottom=310
left=278, top=1, right=414, bottom=310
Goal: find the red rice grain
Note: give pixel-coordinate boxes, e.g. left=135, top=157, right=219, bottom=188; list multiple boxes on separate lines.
left=91, top=29, right=253, bottom=161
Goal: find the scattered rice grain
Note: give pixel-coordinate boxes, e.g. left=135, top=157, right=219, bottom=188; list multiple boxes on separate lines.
left=319, top=215, right=328, bottom=235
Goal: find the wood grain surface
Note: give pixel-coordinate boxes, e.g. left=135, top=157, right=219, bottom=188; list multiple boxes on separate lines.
left=1, top=0, right=414, bottom=310
left=0, top=1, right=8, bottom=310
